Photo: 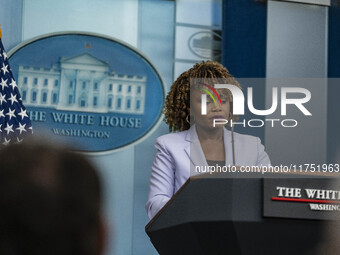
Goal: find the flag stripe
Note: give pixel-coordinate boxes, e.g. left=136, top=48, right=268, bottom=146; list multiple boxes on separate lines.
left=0, top=39, right=33, bottom=145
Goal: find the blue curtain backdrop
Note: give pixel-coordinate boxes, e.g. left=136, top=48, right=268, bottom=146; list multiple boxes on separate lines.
left=221, top=0, right=267, bottom=142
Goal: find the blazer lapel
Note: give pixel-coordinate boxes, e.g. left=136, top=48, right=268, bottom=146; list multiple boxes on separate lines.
left=184, top=125, right=208, bottom=173
left=184, top=126, right=234, bottom=172
left=223, top=128, right=234, bottom=166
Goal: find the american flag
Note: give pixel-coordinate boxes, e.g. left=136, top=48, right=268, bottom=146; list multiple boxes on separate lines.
left=0, top=38, right=33, bottom=145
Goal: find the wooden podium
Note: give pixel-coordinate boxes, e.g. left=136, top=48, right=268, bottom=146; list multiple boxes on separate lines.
left=146, top=171, right=340, bottom=255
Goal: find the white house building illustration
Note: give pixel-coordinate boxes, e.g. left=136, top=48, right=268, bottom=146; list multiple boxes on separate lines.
left=17, top=53, right=146, bottom=114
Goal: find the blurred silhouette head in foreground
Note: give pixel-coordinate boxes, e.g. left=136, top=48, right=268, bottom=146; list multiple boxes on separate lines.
left=0, top=140, right=105, bottom=255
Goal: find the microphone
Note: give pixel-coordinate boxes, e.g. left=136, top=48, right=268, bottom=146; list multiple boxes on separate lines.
left=231, top=124, right=236, bottom=166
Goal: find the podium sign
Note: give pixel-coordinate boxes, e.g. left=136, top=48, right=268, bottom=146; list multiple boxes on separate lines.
left=263, top=178, right=340, bottom=220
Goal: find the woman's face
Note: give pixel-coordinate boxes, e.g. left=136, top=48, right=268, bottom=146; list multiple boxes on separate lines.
left=190, top=88, right=230, bottom=130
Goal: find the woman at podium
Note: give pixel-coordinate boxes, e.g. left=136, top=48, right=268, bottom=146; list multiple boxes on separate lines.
left=146, top=61, right=271, bottom=219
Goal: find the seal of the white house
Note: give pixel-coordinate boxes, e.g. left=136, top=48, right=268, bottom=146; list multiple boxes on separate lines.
left=8, top=32, right=165, bottom=154
left=188, top=31, right=222, bottom=60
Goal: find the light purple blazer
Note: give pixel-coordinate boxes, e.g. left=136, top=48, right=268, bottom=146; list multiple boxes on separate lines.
left=145, top=125, right=271, bottom=219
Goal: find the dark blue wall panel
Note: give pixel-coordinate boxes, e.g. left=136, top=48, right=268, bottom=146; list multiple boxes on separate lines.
left=222, top=0, right=267, bottom=141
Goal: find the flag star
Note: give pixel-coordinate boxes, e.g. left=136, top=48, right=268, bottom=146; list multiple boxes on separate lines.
left=4, top=123, right=14, bottom=135
left=8, top=93, right=18, bottom=105
left=0, top=78, right=8, bottom=90
left=0, top=109, right=5, bottom=118
left=16, top=137, right=23, bottom=143
left=16, top=123, right=26, bottom=134
left=9, top=79, right=17, bottom=90
left=6, top=108, right=16, bottom=120
left=3, top=138, right=11, bottom=146
left=0, top=93, right=6, bottom=104
left=1, top=63, right=9, bottom=75
left=2, top=51, right=7, bottom=60
left=28, top=126, right=33, bottom=134
left=0, top=124, right=2, bottom=131
left=18, top=108, right=28, bottom=120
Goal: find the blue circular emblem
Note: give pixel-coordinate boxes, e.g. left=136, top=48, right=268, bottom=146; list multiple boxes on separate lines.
left=8, top=32, right=165, bottom=153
